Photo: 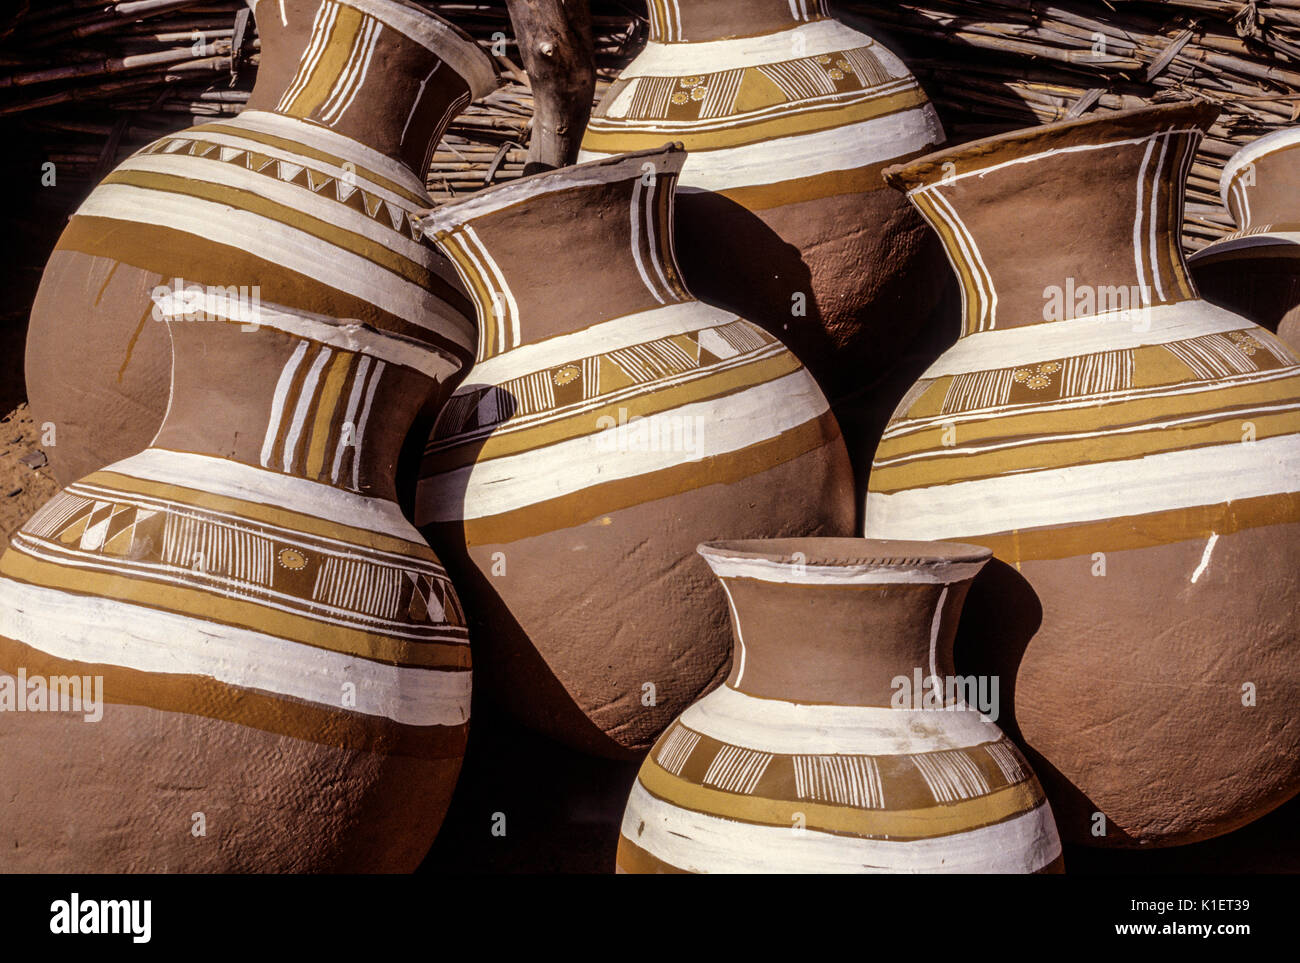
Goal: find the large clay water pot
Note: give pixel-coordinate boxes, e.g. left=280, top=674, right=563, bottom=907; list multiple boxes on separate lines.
left=617, top=537, right=1063, bottom=874
left=26, top=0, right=494, bottom=485
left=0, top=292, right=472, bottom=871
left=1190, top=127, right=1300, bottom=352
left=863, top=103, right=1300, bottom=847
left=578, top=0, right=952, bottom=490
left=416, top=145, right=856, bottom=758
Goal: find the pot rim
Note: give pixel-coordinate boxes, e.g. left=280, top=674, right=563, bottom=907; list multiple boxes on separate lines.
left=418, top=143, right=687, bottom=237
left=883, top=101, right=1221, bottom=194
left=1219, top=126, right=1300, bottom=211
left=697, top=537, right=991, bottom=585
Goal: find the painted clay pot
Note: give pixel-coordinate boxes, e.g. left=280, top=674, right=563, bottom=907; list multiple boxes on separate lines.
left=416, top=145, right=856, bottom=758
left=25, top=0, right=494, bottom=485
left=0, top=293, right=472, bottom=872
left=1190, top=128, right=1300, bottom=352
left=865, top=103, right=1300, bottom=847
left=617, top=538, right=1063, bottom=874
left=578, top=0, right=951, bottom=487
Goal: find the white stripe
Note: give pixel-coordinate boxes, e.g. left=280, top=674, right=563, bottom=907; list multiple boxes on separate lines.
left=918, top=300, right=1250, bottom=378
left=618, top=20, right=889, bottom=76
left=0, top=577, right=469, bottom=727
left=260, top=340, right=309, bottom=468
left=1149, top=135, right=1169, bottom=302
left=81, top=184, right=471, bottom=350
left=463, top=225, right=519, bottom=350
left=332, top=355, right=372, bottom=483
left=681, top=685, right=1000, bottom=756
left=630, top=176, right=665, bottom=305
left=581, top=108, right=943, bottom=193
left=116, top=150, right=434, bottom=274
left=1134, top=139, right=1156, bottom=307
left=927, top=188, right=996, bottom=331
left=463, top=301, right=734, bottom=386
left=402, top=62, right=441, bottom=146
left=277, top=3, right=336, bottom=112
left=865, top=432, right=1300, bottom=540
left=719, top=579, right=747, bottom=687
left=700, top=553, right=987, bottom=585
left=282, top=346, right=332, bottom=473
left=416, top=368, right=829, bottom=523
left=104, top=449, right=425, bottom=544
left=620, top=780, right=1060, bottom=873
left=320, top=19, right=381, bottom=124
left=643, top=175, right=674, bottom=298
left=351, top=360, right=385, bottom=492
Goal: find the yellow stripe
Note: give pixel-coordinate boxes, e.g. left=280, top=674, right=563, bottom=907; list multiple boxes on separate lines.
left=0, top=549, right=469, bottom=670
left=439, top=231, right=494, bottom=358
left=282, top=7, right=365, bottom=118
left=425, top=348, right=803, bottom=473
left=871, top=409, right=1300, bottom=493
left=306, top=351, right=356, bottom=480
left=581, top=87, right=928, bottom=154
left=637, top=758, right=1046, bottom=840
left=79, top=468, right=429, bottom=554
left=878, top=368, right=1300, bottom=460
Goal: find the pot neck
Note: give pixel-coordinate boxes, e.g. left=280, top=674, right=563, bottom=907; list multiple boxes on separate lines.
left=244, top=0, right=493, bottom=178
left=889, top=105, right=1218, bottom=338
left=646, top=0, right=830, bottom=43
left=1221, top=128, right=1300, bottom=232
left=698, top=539, right=989, bottom=708
left=422, top=148, right=694, bottom=364
left=149, top=293, right=462, bottom=503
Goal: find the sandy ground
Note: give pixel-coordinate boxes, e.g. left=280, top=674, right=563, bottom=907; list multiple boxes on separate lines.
left=0, top=403, right=58, bottom=542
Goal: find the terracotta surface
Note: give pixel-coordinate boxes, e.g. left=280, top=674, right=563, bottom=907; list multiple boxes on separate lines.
left=616, top=537, right=1063, bottom=873
left=416, top=146, right=856, bottom=758
left=865, top=103, right=1300, bottom=848
left=24, top=0, right=494, bottom=485
left=0, top=262, right=474, bottom=871
left=578, top=0, right=955, bottom=496
left=1190, top=127, right=1300, bottom=351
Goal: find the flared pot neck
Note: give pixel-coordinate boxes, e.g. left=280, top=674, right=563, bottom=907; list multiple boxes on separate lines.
left=149, top=292, right=459, bottom=502
left=697, top=538, right=991, bottom=708
left=245, top=0, right=495, bottom=178
left=421, top=146, right=695, bottom=364
left=645, top=0, right=831, bottom=43
left=1220, top=127, right=1300, bottom=231
left=885, top=103, right=1220, bottom=337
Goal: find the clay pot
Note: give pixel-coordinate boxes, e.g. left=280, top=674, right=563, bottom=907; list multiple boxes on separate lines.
left=415, top=145, right=856, bottom=758
left=617, top=538, right=1063, bottom=874
left=865, top=103, right=1300, bottom=847
left=1190, top=128, right=1300, bottom=352
left=0, top=293, right=472, bottom=872
left=25, top=0, right=494, bottom=485
left=577, top=0, right=953, bottom=491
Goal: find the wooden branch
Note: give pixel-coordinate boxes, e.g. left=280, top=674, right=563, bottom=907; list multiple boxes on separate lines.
left=505, top=0, right=595, bottom=174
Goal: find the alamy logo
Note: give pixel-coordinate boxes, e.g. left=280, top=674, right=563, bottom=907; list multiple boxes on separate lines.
left=50, top=893, right=151, bottom=943
left=890, top=668, right=1000, bottom=722
left=0, top=670, right=103, bottom=722
left=150, top=277, right=262, bottom=329
left=594, top=407, right=706, bottom=457
left=1043, top=278, right=1155, bottom=331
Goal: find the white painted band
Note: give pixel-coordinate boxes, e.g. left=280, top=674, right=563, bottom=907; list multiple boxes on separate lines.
left=0, top=576, right=470, bottom=727
left=617, top=20, right=885, bottom=76
left=699, top=553, right=987, bottom=585
left=918, top=301, right=1250, bottom=379
left=416, top=368, right=830, bottom=523
left=864, top=432, right=1300, bottom=541
left=620, top=779, right=1061, bottom=873
left=1219, top=127, right=1300, bottom=208
left=679, top=685, right=1001, bottom=756
left=104, top=449, right=426, bottom=545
